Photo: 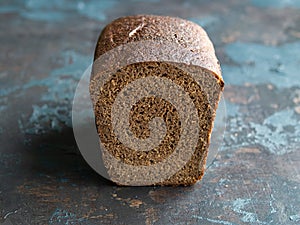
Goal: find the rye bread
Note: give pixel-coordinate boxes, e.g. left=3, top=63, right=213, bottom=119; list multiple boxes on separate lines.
left=90, top=15, right=224, bottom=186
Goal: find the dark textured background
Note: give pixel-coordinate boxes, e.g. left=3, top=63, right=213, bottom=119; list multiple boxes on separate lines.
left=0, top=0, right=299, bottom=224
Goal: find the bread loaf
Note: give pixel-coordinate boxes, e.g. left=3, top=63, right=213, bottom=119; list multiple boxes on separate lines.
left=90, top=15, right=224, bottom=186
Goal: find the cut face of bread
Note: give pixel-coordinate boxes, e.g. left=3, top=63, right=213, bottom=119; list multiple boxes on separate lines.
left=90, top=15, right=224, bottom=186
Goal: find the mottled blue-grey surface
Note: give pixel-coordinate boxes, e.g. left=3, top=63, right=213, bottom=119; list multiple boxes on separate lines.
left=0, top=0, right=299, bottom=224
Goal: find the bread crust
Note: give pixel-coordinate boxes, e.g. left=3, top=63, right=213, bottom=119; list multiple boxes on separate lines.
left=93, top=15, right=223, bottom=85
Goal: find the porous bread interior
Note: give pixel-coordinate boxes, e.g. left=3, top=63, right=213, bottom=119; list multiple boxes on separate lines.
left=90, top=61, right=223, bottom=186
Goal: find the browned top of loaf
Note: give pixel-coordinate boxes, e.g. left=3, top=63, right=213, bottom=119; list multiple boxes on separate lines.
left=94, top=15, right=223, bottom=84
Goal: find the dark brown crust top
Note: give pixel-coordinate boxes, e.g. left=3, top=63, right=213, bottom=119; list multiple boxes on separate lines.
left=94, top=15, right=223, bottom=85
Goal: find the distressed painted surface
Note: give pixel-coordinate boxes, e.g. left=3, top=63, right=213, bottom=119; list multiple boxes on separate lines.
left=0, top=0, right=299, bottom=224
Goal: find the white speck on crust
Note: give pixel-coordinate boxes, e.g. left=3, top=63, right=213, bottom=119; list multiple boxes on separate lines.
left=129, top=23, right=145, bottom=37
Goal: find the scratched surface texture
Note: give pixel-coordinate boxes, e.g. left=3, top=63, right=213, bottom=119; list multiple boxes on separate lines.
left=0, top=0, right=300, bottom=224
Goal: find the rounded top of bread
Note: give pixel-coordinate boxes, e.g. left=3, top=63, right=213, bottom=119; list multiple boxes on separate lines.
left=94, top=14, right=223, bottom=82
